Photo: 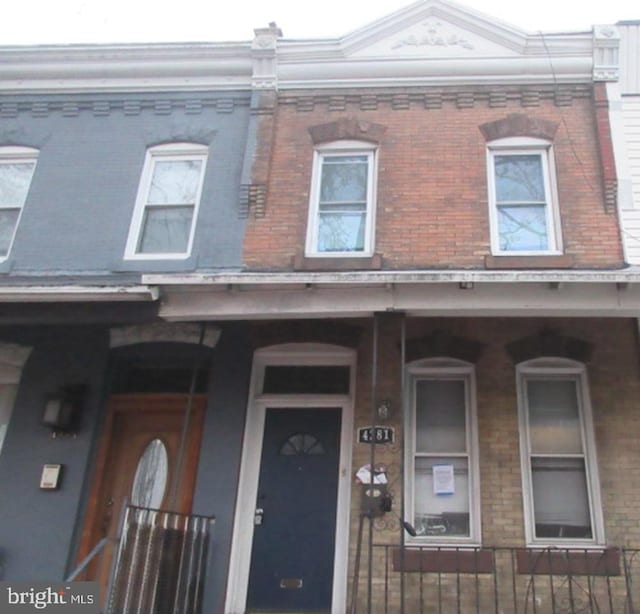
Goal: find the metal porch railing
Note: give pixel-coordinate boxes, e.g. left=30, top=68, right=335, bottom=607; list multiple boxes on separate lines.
left=351, top=544, right=640, bottom=614
left=67, top=504, right=215, bottom=614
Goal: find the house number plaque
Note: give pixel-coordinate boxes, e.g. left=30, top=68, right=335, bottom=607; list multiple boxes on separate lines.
left=358, top=426, right=395, bottom=444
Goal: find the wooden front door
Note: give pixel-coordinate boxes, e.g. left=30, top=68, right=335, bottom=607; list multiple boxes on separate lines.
left=77, top=394, right=205, bottom=593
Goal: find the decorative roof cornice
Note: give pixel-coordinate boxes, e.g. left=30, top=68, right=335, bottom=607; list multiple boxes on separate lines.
left=0, top=42, right=253, bottom=94
left=271, top=0, right=597, bottom=89
left=0, top=0, right=620, bottom=94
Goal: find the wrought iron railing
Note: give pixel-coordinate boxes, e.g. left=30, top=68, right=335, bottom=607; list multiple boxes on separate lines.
left=66, top=505, right=215, bottom=614
left=103, top=505, right=214, bottom=614
left=351, top=545, right=640, bottom=614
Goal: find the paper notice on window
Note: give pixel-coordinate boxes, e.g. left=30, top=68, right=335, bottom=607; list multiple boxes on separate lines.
left=433, top=464, right=455, bottom=495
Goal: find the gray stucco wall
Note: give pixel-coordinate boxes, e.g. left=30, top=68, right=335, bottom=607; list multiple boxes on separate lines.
left=0, top=322, right=253, bottom=614
left=192, top=324, right=252, bottom=613
left=0, top=92, right=251, bottom=276
left=0, top=326, right=110, bottom=580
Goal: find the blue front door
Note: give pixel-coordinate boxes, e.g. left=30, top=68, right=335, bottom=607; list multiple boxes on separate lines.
left=246, top=407, right=341, bottom=612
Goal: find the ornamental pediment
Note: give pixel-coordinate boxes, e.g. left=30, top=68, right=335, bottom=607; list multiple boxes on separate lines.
left=349, top=17, right=519, bottom=58
left=343, top=0, right=526, bottom=59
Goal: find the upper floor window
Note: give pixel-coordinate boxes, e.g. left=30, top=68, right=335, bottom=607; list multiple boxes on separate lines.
left=405, top=358, right=481, bottom=544
left=487, top=138, right=562, bottom=255
left=0, top=146, right=38, bottom=260
left=305, top=141, right=377, bottom=257
left=517, top=358, right=604, bottom=546
left=125, top=143, right=208, bottom=259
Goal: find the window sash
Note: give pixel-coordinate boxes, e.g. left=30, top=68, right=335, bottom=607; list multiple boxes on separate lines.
left=0, top=161, right=37, bottom=208
left=307, top=146, right=375, bottom=256
left=488, top=146, right=559, bottom=255
left=125, top=146, right=207, bottom=259
left=0, top=153, right=37, bottom=261
left=137, top=204, right=195, bottom=254
left=497, top=203, right=550, bottom=252
left=146, top=158, right=203, bottom=207
left=317, top=210, right=366, bottom=253
left=413, top=456, right=471, bottom=538
left=530, top=456, right=592, bottom=539
left=406, top=365, right=480, bottom=544
left=518, top=366, right=603, bottom=545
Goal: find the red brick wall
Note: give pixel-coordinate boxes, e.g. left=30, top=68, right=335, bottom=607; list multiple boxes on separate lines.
left=243, top=87, right=624, bottom=270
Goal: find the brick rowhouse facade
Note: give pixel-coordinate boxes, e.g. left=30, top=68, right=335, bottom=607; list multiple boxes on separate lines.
left=226, top=6, right=640, bottom=613
left=243, top=86, right=623, bottom=271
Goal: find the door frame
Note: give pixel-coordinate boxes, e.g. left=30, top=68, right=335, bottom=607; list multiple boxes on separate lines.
left=225, top=343, right=356, bottom=614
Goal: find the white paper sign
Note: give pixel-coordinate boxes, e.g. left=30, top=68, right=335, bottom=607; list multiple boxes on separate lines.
left=433, top=464, right=455, bottom=495
left=355, top=464, right=388, bottom=484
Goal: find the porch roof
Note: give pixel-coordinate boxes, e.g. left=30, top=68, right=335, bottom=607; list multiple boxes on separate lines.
left=143, top=268, right=640, bottom=321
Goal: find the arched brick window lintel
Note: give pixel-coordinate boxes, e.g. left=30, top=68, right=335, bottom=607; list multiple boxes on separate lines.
left=506, top=329, right=592, bottom=364
left=479, top=114, right=559, bottom=142
left=308, top=118, right=386, bottom=145
left=405, top=330, right=485, bottom=364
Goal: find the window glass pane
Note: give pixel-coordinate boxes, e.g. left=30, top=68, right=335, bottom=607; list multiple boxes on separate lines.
left=320, top=155, right=368, bottom=204
left=494, top=154, right=545, bottom=202
left=0, top=162, right=36, bottom=207
left=531, top=457, right=592, bottom=539
left=111, top=366, right=209, bottom=393
left=318, top=211, right=365, bottom=252
left=528, top=379, right=582, bottom=454
left=498, top=205, right=548, bottom=252
left=279, top=433, right=326, bottom=456
left=138, top=206, right=193, bottom=253
left=148, top=159, right=203, bottom=205
left=415, top=380, right=466, bottom=453
left=0, top=209, right=20, bottom=257
left=414, top=457, right=469, bottom=537
left=131, top=439, right=169, bottom=509
left=263, top=366, right=350, bottom=394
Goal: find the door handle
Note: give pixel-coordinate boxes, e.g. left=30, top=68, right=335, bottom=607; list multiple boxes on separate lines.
left=254, top=508, right=264, bottom=526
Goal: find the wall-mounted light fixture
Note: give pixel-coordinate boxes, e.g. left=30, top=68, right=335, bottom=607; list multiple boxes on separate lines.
left=42, top=385, right=86, bottom=436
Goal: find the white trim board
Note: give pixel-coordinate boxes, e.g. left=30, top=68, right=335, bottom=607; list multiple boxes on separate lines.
left=144, top=269, right=640, bottom=285
left=0, top=285, right=158, bottom=302
left=157, top=282, right=640, bottom=321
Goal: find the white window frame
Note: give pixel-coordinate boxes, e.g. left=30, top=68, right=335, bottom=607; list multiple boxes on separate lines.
left=0, top=146, right=38, bottom=262
left=124, top=142, right=208, bottom=260
left=305, top=140, right=377, bottom=257
left=487, top=137, right=562, bottom=256
left=405, top=357, right=481, bottom=545
left=516, top=358, right=605, bottom=547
